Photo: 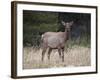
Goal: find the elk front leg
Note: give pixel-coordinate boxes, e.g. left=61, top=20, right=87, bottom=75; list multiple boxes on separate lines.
left=58, top=48, right=62, bottom=59
left=62, top=48, right=64, bottom=62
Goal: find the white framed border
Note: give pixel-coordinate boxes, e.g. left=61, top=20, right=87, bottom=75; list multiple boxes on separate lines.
left=11, top=1, right=97, bottom=78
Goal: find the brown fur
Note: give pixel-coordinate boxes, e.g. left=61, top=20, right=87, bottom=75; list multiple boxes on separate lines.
left=41, top=21, right=73, bottom=62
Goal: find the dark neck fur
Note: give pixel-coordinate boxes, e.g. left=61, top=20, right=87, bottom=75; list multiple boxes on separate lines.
left=64, top=28, right=70, bottom=41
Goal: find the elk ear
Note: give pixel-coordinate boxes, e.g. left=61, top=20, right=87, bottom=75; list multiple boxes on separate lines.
left=69, top=21, right=74, bottom=26
left=61, top=21, right=66, bottom=26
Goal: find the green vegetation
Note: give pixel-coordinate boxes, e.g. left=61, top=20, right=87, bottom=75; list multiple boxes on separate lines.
left=23, top=10, right=91, bottom=47
left=66, top=36, right=90, bottom=51
left=23, top=11, right=59, bottom=46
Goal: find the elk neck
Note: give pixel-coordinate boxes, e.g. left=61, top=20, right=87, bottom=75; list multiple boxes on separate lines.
left=64, top=28, right=70, bottom=41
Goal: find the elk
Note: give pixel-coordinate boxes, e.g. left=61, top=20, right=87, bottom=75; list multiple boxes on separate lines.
left=41, top=21, right=73, bottom=62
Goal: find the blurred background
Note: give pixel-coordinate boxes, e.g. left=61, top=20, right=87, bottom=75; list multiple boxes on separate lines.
left=23, top=10, right=91, bottom=48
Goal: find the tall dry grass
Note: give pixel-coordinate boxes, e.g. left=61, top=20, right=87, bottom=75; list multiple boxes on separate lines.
left=23, top=45, right=91, bottom=69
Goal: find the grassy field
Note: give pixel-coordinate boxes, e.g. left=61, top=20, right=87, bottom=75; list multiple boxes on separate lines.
left=23, top=45, right=91, bottom=69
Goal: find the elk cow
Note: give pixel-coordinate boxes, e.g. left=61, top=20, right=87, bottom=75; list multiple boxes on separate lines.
left=41, top=21, right=73, bottom=62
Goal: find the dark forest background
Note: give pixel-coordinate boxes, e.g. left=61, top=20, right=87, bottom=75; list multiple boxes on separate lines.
left=23, top=10, right=91, bottom=48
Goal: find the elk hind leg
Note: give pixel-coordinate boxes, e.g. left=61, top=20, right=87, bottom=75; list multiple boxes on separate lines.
left=41, top=48, right=47, bottom=61
left=48, top=48, right=52, bottom=60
